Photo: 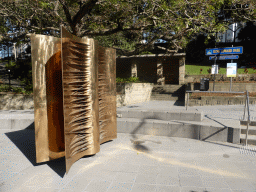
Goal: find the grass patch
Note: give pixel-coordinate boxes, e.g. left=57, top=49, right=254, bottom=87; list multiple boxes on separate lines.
left=185, top=65, right=256, bottom=75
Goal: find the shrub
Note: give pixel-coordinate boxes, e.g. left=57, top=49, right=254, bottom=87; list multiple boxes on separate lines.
left=0, top=84, right=10, bottom=92
left=116, top=77, right=149, bottom=83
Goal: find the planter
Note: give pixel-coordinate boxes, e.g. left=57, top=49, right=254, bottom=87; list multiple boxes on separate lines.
left=187, top=96, right=256, bottom=106
left=185, top=74, right=256, bottom=83
left=186, top=82, right=256, bottom=92
left=116, top=83, right=154, bottom=107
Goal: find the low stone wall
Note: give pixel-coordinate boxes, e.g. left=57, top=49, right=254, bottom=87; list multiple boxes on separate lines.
left=187, top=82, right=256, bottom=92
left=185, top=74, right=256, bottom=83
left=187, top=96, right=256, bottom=106
left=116, top=83, right=154, bottom=107
left=0, top=93, right=34, bottom=110
left=0, top=83, right=154, bottom=110
left=185, top=82, right=256, bottom=106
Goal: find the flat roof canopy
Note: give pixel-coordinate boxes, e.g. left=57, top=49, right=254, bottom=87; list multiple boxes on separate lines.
left=117, top=53, right=186, bottom=58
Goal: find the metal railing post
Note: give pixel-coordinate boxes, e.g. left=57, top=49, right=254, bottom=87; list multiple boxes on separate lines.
left=243, top=91, right=247, bottom=120
left=186, top=92, right=189, bottom=111
left=245, top=90, right=250, bottom=146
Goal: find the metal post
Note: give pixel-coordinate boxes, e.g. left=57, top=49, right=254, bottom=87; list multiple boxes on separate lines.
left=243, top=91, right=247, bottom=120
left=8, top=69, right=10, bottom=90
left=245, top=90, right=250, bottom=146
left=213, top=56, right=216, bottom=91
left=230, top=57, right=233, bottom=92
left=186, top=92, right=189, bottom=111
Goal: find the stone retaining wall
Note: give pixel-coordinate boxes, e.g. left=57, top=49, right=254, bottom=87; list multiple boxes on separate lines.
left=117, top=83, right=154, bottom=107
left=0, top=93, right=34, bottom=110
left=185, top=82, right=256, bottom=106
left=187, top=96, right=256, bottom=106
left=0, top=83, right=154, bottom=110
left=185, top=74, right=256, bottom=83
left=187, top=82, right=256, bottom=92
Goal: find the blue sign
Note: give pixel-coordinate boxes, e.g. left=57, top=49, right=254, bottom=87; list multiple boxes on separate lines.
left=206, top=47, right=243, bottom=55
left=209, top=55, right=239, bottom=60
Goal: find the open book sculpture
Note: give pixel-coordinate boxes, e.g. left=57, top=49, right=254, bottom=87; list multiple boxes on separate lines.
left=31, top=26, right=117, bottom=173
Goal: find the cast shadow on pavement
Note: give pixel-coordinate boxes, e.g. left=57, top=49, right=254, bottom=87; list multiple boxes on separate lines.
left=204, top=115, right=235, bottom=143
left=129, top=117, right=167, bottom=153
left=5, top=122, right=95, bottom=178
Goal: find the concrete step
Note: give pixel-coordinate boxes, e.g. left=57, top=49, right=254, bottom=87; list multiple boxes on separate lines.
left=117, top=118, right=240, bottom=144
left=151, top=94, right=179, bottom=98
left=240, top=126, right=256, bottom=135
left=0, top=112, right=34, bottom=130
left=153, top=85, right=183, bottom=88
left=116, top=109, right=204, bottom=121
left=240, top=120, right=256, bottom=126
left=240, top=134, right=256, bottom=145
left=151, top=91, right=182, bottom=94
left=150, top=96, right=179, bottom=101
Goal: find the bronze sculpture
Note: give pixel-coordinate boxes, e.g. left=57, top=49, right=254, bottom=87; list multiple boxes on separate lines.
left=31, top=26, right=117, bottom=173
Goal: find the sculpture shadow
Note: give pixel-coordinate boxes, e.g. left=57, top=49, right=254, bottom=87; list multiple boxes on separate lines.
left=4, top=123, right=62, bottom=177
left=130, top=117, right=163, bottom=153
left=5, top=122, right=114, bottom=178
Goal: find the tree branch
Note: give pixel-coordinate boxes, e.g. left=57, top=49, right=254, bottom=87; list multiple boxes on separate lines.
left=72, top=0, right=98, bottom=26
left=58, top=0, right=74, bottom=33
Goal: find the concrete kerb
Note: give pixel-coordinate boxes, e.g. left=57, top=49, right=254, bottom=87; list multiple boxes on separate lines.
left=0, top=113, right=34, bottom=130
left=117, top=110, right=204, bottom=122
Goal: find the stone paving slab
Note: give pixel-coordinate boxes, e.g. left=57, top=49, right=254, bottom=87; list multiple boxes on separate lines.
left=1, top=129, right=256, bottom=192
left=1, top=101, right=256, bottom=191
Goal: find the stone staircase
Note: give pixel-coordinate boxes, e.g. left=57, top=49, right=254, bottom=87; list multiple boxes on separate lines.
left=240, top=120, right=256, bottom=145
left=150, top=84, right=185, bottom=103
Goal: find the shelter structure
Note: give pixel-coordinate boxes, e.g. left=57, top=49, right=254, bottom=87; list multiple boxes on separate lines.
left=116, top=53, right=186, bottom=85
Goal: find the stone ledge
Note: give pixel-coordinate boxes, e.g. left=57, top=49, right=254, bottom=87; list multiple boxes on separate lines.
left=187, top=96, right=256, bottom=106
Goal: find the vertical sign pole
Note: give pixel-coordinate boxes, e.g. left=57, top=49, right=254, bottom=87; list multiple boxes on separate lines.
left=213, top=57, right=216, bottom=91
left=230, top=59, right=233, bottom=92
left=230, top=45, right=233, bottom=92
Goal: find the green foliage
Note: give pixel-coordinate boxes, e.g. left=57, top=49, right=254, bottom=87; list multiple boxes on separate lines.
left=116, top=77, right=149, bottom=83
left=0, top=84, right=32, bottom=95
left=5, top=61, right=16, bottom=71
left=3, top=58, right=33, bottom=93
left=0, top=84, right=10, bottom=92
left=139, top=51, right=153, bottom=55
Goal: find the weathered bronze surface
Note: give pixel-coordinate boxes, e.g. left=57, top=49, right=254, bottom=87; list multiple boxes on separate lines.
left=31, top=34, right=65, bottom=163
left=31, top=27, right=116, bottom=173
left=61, top=27, right=100, bottom=173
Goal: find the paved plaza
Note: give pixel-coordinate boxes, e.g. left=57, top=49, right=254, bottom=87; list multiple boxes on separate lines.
left=1, top=102, right=256, bottom=192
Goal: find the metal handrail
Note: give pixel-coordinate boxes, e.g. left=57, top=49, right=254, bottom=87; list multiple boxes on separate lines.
left=186, top=91, right=244, bottom=93
left=243, top=90, right=250, bottom=146
left=185, top=90, right=251, bottom=146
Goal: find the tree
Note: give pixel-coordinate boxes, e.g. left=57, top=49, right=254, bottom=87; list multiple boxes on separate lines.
left=0, top=0, right=256, bottom=56
left=237, top=21, right=256, bottom=64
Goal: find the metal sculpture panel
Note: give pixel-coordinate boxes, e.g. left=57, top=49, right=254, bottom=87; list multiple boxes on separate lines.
left=31, top=27, right=116, bottom=173
left=98, top=47, right=117, bottom=144
left=61, top=27, right=100, bottom=173
left=31, top=35, right=65, bottom=163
